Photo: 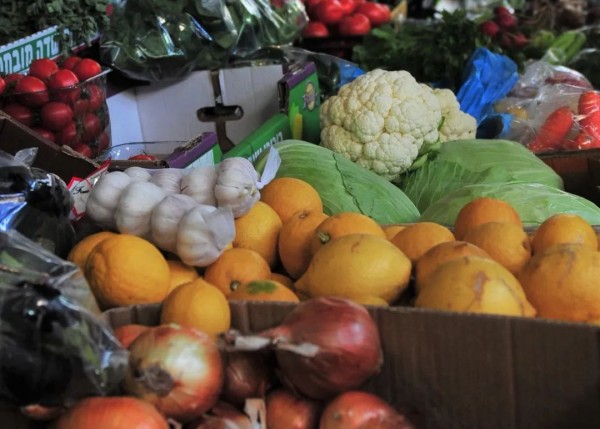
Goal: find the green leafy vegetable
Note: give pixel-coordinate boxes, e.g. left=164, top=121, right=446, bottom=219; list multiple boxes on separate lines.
left=420, top=183, right=600, bottom=226
left=399, top=139, right=564, bottom=213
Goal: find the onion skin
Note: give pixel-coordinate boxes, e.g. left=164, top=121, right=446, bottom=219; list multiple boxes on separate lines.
left=124, top=324, right=224, bottom=423
left=266, top=388, right=321, bottom=429
left=319, top=391, right=414, bottom=429
left=221, top=351, right=275, bottom=406
left=54, top=396, right=169, bottom=429
left=113, top=324, right=150, bottom=348
left=262, top=297, right=383, bottom=399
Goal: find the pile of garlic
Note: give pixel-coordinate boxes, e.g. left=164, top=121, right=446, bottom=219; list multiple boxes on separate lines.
left=85, top=151, right=280, bottom=267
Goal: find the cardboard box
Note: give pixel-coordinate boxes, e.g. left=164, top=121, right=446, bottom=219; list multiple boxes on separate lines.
left=2, top=302, right=600, bottom=428
left=0, top=113, right=98, bottom=183
left=107, top=62, right=320, bottom=163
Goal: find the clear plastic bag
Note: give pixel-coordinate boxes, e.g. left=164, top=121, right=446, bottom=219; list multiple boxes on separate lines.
left=100, top=0, right=308, bottom=82
left=0, top=149, right=76, bottom=258
left=0, top=229, right=127, bottom=407
left=495, top=61, right=597, bottom=153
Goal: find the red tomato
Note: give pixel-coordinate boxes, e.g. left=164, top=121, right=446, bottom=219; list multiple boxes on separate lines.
left=2, top=103, right=34, bottom=127
left=339, top=13, right=372, bottom=36
left=31, top=127, right=56, bottom=142
left=82, top=113, right=102, bottom=140
left=355, top=2, right=391, bottom=26
left=48, top=69, right=80, bottom=103
left=73, top=98, right=89, bottom=117
left=338, top=0, right=357, bottom=15
left=84, top=84, right=105, bottom=112
left=60, top=56, right=82, bottom=71
left=3, top=73, right=24, bottom=91
left=14, top=76, right=49, bottom=107
left=305, top=0, right=324, bottom=17
left=55, top=121, right=82, bottom=147
left=128, top=154, right=158, bottom=161
left=71, top=142, right=93, bottom=158
left=40, top=101, right=74, bottom=131
left=72, top=58, right=102, bottom=82
left=302, top=21, right=330, bottom=38
left=0, top=76, right=6, bottom=95
left=28, top=58, right=59, bottom=82
left=315, top=0, right=345, bottom=24
left=96, top=131, right=110, bottom=154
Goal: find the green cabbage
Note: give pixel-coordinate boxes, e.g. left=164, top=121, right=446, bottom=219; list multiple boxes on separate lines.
left=420, top=183, right=600, bottom=226
left=400, top=139, right=564, bottom=213
left=255, top=140, right=420, bottom=225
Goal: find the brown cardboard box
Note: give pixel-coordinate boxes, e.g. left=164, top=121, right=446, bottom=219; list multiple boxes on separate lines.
left=2, top=302, right=599, bottom=429
left=0, top=113, right=99, bottom=184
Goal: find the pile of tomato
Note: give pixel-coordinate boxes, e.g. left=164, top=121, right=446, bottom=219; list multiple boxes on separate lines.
left=301, top=0, right=391, bottom=38
left=0, top=57, right=110, bottom=159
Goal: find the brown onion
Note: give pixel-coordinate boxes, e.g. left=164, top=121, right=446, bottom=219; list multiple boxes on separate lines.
left=266, top=388, right=321, bottom=429
left=261, top=297, right=383, bottom=399
left=123, top=324, right=224, bottom=423
left=221, top=351, right=275, bottom=406
left=185, top=401, right=252, bottom=429
left=55, top=396, right=169, bottom=429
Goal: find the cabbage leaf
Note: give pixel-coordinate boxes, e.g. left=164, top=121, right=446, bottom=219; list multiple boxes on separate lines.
left=400, top=139, right=564, bottom=213
left=420, top=183, right=600, bottom=226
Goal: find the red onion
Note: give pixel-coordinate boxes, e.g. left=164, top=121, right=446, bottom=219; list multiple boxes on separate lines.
left=221, top=351, right=275, bottom=406
left=123, top=324, right=224, bottom=423
left=266, top=388, right=321, bottom=429
left=262, top=297, right=383, bottom=399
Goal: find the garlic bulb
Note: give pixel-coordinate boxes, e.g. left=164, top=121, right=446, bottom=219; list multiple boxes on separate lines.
left=150, top=168, right=184, bottom=194
left=214, top=158, right=261, bottom=218
left=176, top=205, right=235, bottom=267
left=115, top=181, right=167, bottom=237
left=86, top=171, right=132, bottom=228
left=150, top=194, right=198, bottom=253
left=180, top=166, right=218, bottom=206
left=124, top=166, right=152, bottom=182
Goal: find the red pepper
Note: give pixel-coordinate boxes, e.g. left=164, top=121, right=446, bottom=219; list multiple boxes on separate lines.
left=528, top=106, right=575, bottom=153
left=575, top=90, right=600, bottom=147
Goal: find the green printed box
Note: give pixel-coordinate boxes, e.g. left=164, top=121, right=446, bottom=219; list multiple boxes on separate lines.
left=0, top=26, right=61, bottom=74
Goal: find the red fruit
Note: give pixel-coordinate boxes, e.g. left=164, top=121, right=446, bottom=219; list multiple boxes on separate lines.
left=3, top=73, right=24, bottom=91
left=82, top=112, right=102, bottom=140
left=71, top=142, right=93, bottom=158
left=28, top=58, right=59, bottom=82
left=305, top=0, right=324, bottom=17
left=55, top=121, right=82, bottom=147
left=302, top=21, right=330, bottom=38
left=60, top=56, right=82, bottom=71
left=479, top=20, right=500, bottom=38
left=355, top=2, right=391, bottom=27
left=48, top=69, right=80, bottom=104
left=40, top=101, right=74, bottom=131
left=2, top=103, right=34, bottom=127
left=493, top=6, right=512, bottom=16
left=96, top=132, right=111, bottom=154
left=315, top=0, right=345, bottom=24
left=0, top=76, right=5, bottom=95
left=339, top=13, right=372, bottom=36
left=511, top=32, right=529, bottom=49
left=14, top=76, right=49, bottom=107
left=72, top=58, right=102, bottom=82
left=494, top=13, right=517, bottom=30
left=31, top=127, right=56, bottom=143
left=84, top=84, right=105, bottom=112
left=128, top=154, right=158, bottom=161
left=338, top=0, right=357, bottom=15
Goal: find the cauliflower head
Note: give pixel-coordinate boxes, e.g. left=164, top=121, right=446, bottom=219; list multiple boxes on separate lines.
left=320, top=69, right=442, bottom=182
left=432, top=88, right=477, bottom=142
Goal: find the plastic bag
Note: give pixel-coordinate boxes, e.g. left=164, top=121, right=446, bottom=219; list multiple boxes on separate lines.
left=495, top=61, right=596, bottom=153
left=0, top=229, right=127, bottom=406
left=100, top=0, right=308, bottom=82
left=0, top=149, right=76, bottom=258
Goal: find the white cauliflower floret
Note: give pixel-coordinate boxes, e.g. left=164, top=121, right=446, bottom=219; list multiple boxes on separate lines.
left=320, top=69, right=442, bottom=182
left=432, top=88, right=477, bottom=142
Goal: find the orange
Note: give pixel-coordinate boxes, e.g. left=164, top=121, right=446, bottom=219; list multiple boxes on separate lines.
left=310, top=212, right=386, bottom=256
left=518, top=244, right=600, bottom=323
left=228, top=279, right=300, bottom=303
left=67, top=231, right=116, bottom=270
left=297, top=233, right=411, bottom=304
left=531, top=214, right=597, bottom=254
left=453, top=197, right=522, bottom=240
left=391, top=222, right=455, bottom=263
left=463, top=221, right=531, bottom=275
left=203, top=248, right=271, bottom=296
left=415, top=256, right=536, bottom=317
left=85, top=234, right=170, bottom=309
left=260, top=177, right=323, bottom=224
left=166, top=260, right=199, bottom=293
left=278, top=209, right=329, bottom=279
left=383, top=224, right=406, bottom=241
left=415, top=241, right=491, bottom=293
left=233, top=201, right=283, bottom=268
left=161, top=278, right=231, bottom=338
left=270, top=272, right=296, bottom=290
